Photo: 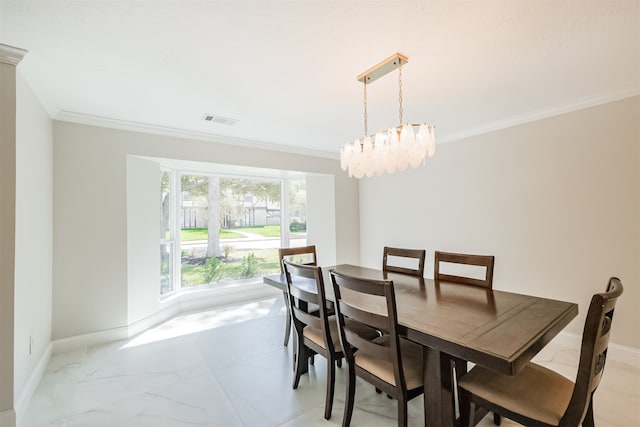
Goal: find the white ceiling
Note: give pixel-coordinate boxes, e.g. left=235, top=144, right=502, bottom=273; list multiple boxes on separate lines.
left=2, top=1, right=639, bottom=157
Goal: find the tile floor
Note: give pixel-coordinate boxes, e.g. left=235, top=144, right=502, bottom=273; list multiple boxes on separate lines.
left=24, top=297, right=640, bottom=427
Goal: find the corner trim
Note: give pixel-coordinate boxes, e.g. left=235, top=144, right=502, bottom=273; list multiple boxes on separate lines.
left=0, top=44, right=27, bottom=66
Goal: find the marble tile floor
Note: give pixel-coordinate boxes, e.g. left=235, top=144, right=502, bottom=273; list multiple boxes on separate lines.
left=24, top=297, right=640, bottom=427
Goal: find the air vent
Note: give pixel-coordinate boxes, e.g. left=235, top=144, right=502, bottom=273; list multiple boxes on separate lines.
left=202, top=114, right=238, bottom=126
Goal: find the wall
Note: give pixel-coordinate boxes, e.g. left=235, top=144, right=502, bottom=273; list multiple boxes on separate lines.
left=0, top=50, right=18, bottom=427
left=359, top=96, right=640, bottom=349
left=14, top=72, right=53, bottom=419
left=125, top=156, right=159, bottom=326
left=53, top=122, right=360, bottom=340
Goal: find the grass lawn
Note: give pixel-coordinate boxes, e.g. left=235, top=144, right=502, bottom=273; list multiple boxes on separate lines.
left=180, top=228, right=245, bottom=241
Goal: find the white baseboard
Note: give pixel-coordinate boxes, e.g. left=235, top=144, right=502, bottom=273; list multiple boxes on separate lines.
left=0, top=409, right=16, bottom=427
left=14, top=344, right=52, bottom=427
left=554, top=331, right=640, bottom=368
left=52, top=282, right=280, bottom=355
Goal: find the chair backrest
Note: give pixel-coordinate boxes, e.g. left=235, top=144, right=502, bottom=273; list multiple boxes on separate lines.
left=560, top=277, right=623, bottom=426
left=434, top=251, right=495, bottom=289
left=278, top=245, right=317, bottom=273
left=282, top=260, right=334, bottom=352
left=330, top=270, right=408, bottom=391
left=382, top=246, right=426, bottom=277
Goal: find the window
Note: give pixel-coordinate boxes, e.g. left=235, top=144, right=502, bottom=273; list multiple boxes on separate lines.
left=160, top=170, right=307, bottom=294
left=159, top=170, right=176, bottom=295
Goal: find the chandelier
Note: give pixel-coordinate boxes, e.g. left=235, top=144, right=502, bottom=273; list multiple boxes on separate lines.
left=340, top=53, right=435, bottom=178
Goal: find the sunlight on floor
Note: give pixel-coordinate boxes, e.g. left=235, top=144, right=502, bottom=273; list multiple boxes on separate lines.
left=121, top=298, right=280, bottom=349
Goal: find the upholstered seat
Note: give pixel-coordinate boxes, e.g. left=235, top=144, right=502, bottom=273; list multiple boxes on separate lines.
left=356, top=335, right=424, bottom=390
left=460, top=363, right=573, bottom=426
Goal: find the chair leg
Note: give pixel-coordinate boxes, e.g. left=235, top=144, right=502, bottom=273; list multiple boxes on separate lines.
left=293, top=343, right=308, bottom=389
left=583, top=394, right=595, bottom=427
left=459, top=388, right=479, bottom=427
left=336, top=357, right=342, bottom=368
left=282, top=292, right=291, bottom=346
left=342, top=364, right=356, bottom=427
left=493, top=412, right=501, bottom=425
left=324, top=357, right=336, bottom=419
left=398, top=398, right=408, bottom=427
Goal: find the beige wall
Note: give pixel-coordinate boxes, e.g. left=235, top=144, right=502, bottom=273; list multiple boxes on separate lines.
left=0, top=54, right=18, bottom=427
left=359, top=96, right=640, bottom=349
left=52, top=122, right=360, bottom=340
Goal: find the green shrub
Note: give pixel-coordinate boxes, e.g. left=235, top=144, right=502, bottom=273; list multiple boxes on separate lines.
left=289, top=220, right=307, bottom=232
left=203, top=257, right=222, bottom=283
left=240, top=252, right=260, bottom=278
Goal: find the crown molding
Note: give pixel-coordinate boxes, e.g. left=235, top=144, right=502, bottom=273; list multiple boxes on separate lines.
left=0, top=43, right=28, bottom=66
left=52, top=89, right=639, bottom=159
left=54, top=110, right=340, bottom=160
left=437, top=89, right=640, bottom=145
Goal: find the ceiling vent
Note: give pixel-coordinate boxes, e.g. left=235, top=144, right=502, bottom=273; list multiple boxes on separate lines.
left=202, top=114, right=238, bottom=126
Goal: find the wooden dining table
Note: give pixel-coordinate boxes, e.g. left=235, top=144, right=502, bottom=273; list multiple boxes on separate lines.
left=263, top=264, right=578, bottom=427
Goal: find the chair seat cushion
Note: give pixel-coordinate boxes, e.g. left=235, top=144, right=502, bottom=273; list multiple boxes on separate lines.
left=304, top=316, right=378, bottom=353
left=459, top=362, right=574, bottom=426
left=355, top=335, right=424, bottom=390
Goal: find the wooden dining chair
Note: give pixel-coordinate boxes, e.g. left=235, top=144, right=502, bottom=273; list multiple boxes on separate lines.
left=330, top=269, right=424, bottom=427
left=434, top=250, right=496, bottom=420
left=382, top=246, right=426, bottom=277
left=278, top=245, right=317, bottom=346
left=283, top=260, right=378, bottom=420
left=434, top=250, right=495, bottom=288
left=458, top=277, right=624, bottom=427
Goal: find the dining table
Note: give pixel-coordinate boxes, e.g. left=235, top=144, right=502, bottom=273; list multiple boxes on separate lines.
left=263, top=264, right=578, bottom=427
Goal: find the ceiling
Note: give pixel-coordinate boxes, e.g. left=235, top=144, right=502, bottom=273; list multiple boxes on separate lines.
left=2, top=1, right=639, bottom=157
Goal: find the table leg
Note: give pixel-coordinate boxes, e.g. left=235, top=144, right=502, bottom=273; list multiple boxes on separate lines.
left=423, top=347, right=456, bottom=427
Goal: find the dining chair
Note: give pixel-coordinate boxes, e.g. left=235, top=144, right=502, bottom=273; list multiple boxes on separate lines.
left=434, top=250, right=495, bottom=288
left=434, top=250, right=496, bottom=420
left=278, top=245, right=318, bottom=347
left=382, top=246, right=426, bottom=277
left=458, top=277, right=624, bottom=427
left=283, top=260, right=378, bottom=420
left=330, top=269, right=424, bottom=427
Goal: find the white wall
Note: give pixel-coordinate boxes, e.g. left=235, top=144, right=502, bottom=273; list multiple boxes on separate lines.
left=126, top=156, right=159, bottom=325
left=53, top=122, right=360, bottom=340
left=359, top=96, right=640, bottom=349
left=307, top=174, right=337, bottom=266
left=14, top=72, right=53, bottom=418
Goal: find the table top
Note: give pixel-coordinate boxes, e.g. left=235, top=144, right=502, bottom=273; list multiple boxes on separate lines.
left=263, top=264, right=578, bottom=376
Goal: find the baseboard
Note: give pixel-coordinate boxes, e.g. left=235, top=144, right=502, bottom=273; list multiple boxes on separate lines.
left=554, top=331, right=640, bottom=368
left=52, top=282, right=280, bottom=355
left=0, top=409, right=16, bottom=427
left=14, top=343, right=52, bottom=427
left=52, top=324, right=129, bottom=355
